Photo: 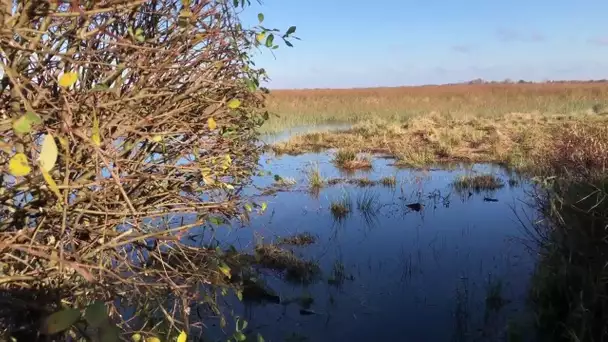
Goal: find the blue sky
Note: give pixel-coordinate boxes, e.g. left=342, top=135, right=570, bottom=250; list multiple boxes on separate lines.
left=241, top=0, right=608, bottom=89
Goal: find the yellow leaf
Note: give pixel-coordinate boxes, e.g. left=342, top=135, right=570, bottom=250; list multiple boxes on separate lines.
left=8, top=153, right=31, bottom=177
left=207, top=117, right=217, bottom=130
left=145, top=338, right=161, bottom=342
left=131, top=334, right=142, bottom=342
left=92, top=114, right=101, bottom=146
left=222, top=154, right=232, bottom=171
left=151, top=135, right=163, bottom=142
left=58, top=72, right=78, bottom=88
left=227, top=99, right=241, bottom=109
left=256, top=32, right=266, bottom=43
left=41, top=167, right=62, bottom=200
left=177, top=331, right=187, bottom=342
left=39, top=134, right=58, bottom=172
left=201, top=168, right=215, bottom=185
left=218, top=262, right=231, bottom=279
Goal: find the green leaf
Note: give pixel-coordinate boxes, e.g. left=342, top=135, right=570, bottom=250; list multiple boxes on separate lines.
left=84, top=301, right=107, bottom=328
left=286, top=26, right=296, bottom=36
left=257, top=13, right=264, bottom=23
left=234, top=331, right=247, bottom=342
left=265, top=34, right=274, bottom=48
left=244, top=203, right=253, bottom=212
left=12, top=115, right=32, bottom=134
left=285, top=40, right=293, bottom=47
left=40, top=308, right=81, bottom=335
left=257, top=333, right=265, bottom=342
left=236, top=318, right=248, bottom=331
left=219, top=262, right=231, bottom=279
left=25, top=111, right=42, bottom=125
left=134, top=28, right=145, bottom=42
left=209, top=216, right=224, bottom=225
left=236, top=290, right=243, bottom=301
left=260, top=202, right=268, bottom=213
left=245, top=79, right=257, bottom=92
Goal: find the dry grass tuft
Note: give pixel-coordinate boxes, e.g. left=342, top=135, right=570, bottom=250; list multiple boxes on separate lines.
left=333, top=149, right=372, bottom=170
left=330, top=194, right=352, bottom=220
left=254, top=244, right=320, bottom=283
left=381, top=176, right=397, bottom=187
left=277, top=233, right=317, bottom=246
left=452, top=174, right=505, bottom=192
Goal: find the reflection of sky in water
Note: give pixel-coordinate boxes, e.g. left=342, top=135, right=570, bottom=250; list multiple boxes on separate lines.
left=191, top=151, right=539, bottom=342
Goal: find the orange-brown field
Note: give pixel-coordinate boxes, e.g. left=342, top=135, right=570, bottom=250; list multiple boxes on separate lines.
left=263, top=82, right=608, bottom=133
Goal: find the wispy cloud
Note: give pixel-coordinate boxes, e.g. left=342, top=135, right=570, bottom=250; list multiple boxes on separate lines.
left=588, top=37, right=608, bottom=46
left=451, top=45, right=474, bottom=54
left=495, top=28, right=546, bottom=43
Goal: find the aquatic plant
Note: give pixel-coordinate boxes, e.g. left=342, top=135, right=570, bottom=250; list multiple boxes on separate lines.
left=254, top=244, right=321, bottom=284
left=333, top=149, right=372, bottom=170
left=527, top=178, right=608, bottom=341
left=356, top=190, right=381, bottom=214
left=277, top=233, right=317, bottom=246
left=305, top=163, right=325, bottom=191
left=452, top=174, right=505, bottom=192
left=381, top=175, right=398, bottom=187
left=330, top=193, right=352, bottom=220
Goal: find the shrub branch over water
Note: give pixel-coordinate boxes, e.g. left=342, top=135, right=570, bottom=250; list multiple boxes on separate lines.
left=0, top=0, right=296, bottom=339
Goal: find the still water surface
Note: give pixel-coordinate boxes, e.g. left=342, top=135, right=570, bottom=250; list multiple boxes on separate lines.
left=195, top=151, right=539, bottom=341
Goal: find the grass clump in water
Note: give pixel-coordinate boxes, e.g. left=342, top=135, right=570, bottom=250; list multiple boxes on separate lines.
left=381, top=175, right=397, bottom=187
left=255, top=244, right=321, bottom=283
left=304, top=163, right=324, bottom=191
left=330, top=193, right=352, bottom=220
left=333, top=149, right=372, bottom=170
left=356, top=190, right=381, bottom=214
left=277, top=232, right=317, bottom=246
left=452, top=174, right=505, bottom=192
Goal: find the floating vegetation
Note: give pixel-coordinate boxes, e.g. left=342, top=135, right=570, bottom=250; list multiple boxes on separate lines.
left=274, top=174, right=297, bottom=186
left=330, top=193, right=352, bottom=220
left=380, top=175, right=397, bottom=187
left=277, top=232, right=317, bottom=246
left=327, top=177, right=376, bottom=187
left=452, top=174, right=505, bottom=193
left=333, top=149, right=372, bottom=170
left=254, top=244, right=321, bottom=284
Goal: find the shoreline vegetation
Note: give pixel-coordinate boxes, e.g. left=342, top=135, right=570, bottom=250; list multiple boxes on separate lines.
left=266, top=83, right=608, bottom=178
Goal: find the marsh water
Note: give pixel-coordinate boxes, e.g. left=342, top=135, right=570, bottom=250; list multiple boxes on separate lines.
left=190, top=131, right=542, bottom=342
